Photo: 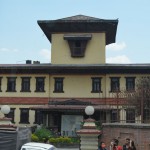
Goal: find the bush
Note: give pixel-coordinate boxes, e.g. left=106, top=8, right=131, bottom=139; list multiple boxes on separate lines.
left=49, top=138, right=59, bottom=143
left=70, top=137, right=80, bottom=144
left=49, top=137, right=72, bottom=144
left=31, top=134, right=39, bottom=142
left=34, top=126, right=52, bottom=142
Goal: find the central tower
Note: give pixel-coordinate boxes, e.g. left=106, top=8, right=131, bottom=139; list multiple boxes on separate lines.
left=38, top=15, right=118, bottom=64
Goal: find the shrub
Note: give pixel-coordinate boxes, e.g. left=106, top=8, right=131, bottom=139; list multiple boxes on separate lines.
left=31, top=134, right=39, bottom=142
left=34, top=126, right=52, bottom=142
left=49, top=138, right=59, bottom=144
left=49, top=137, right=72, bottom=144
left=70, top=137, right=80, bottom=144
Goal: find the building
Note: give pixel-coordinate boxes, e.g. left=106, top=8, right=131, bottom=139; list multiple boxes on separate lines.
left=0, top=15, right=150, bottom=136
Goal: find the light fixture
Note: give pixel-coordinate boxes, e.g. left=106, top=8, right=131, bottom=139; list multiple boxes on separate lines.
left=1, top=105, right=10, bottom=117
left=85, top=105, right=95, bottom=116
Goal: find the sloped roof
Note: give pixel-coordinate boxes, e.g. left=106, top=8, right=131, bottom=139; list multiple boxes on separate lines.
left=37, top=14, right=118, bottom=45
left=58, top=14, right=103, bottom=21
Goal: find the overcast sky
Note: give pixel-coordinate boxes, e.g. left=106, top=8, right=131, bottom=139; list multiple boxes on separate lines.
left=0, top=0, right=150, bottom=64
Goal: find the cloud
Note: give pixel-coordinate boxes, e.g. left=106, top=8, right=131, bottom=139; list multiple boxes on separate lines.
left=106, top=42, right=126, bottom=51
left=39, top=49, right=51, bottom=61
left=0, top=48, right=19, bottom=52
left=106, top=55, right=131, bottom=64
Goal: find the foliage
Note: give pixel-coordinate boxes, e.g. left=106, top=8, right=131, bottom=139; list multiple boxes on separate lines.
left=70, top=137, right=80, bottom=144
left=126, top=77, right=150, bottom=116
left=49, top=136, right=74, bottom=144
left=34, top=126, right=52, bottom=142
left=95, top=121, right=102, bottom=130
left=31, top=126, right=80, bottom=144
left=31, top=134, right=39, bottom=142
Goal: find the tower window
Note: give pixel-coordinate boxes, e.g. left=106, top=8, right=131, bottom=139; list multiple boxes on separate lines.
left=64, top=34, right=92, bottom=57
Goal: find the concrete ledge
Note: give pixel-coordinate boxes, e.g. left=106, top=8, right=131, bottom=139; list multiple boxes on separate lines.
left=102, top=123, right=150, bottom=129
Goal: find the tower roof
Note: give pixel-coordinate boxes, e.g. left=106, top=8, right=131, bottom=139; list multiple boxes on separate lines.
left=38, top=15, right=118, bottom=45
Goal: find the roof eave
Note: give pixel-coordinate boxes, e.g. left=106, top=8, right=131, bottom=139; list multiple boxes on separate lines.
left=37, top=20, right=118, bottom=45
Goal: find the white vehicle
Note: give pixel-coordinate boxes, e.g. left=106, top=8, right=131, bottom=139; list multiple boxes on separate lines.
left=20, top=142, right=57, bottom=150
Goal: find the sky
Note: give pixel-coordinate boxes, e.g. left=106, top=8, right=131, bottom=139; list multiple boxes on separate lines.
left=0, top=0, right=150, bottom=64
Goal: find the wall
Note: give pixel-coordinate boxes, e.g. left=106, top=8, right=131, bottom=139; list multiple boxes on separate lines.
left=101, top=123, right=150, bottom=150
left=0, top=74, right=50, bottom=97
left=51, top=33, right=105, bottom=64
left=1, top=74, right=149, bottom=98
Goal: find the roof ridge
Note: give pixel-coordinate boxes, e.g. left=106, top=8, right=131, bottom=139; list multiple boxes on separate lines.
left=57, top=14, right=103, bottom=21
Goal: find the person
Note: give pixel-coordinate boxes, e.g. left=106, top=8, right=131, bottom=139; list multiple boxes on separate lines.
left=123, top=138, right=136, bottom=150
left=123, top=138, right=130, bottom=150
left=130, top=140, right=136, bottom=150
left=98, top=141, right=107, bottom=150
left=110, top=139, right=122, bottom=150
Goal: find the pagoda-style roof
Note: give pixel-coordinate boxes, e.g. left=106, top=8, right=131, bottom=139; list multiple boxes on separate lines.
left=37, top=15, right=118, bottom=45
left=0, top=63, right=150, bottom=74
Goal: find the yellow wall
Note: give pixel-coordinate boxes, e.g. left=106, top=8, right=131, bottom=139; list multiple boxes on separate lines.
left=1, top=74, right=149, bottom=126
left=0, top=104, right=35, bottom=126
left=0, top=74, right=50, bottom=97
left=51, top=33, right=106, bottom=64
left=1, top=74, right=149, bottom=98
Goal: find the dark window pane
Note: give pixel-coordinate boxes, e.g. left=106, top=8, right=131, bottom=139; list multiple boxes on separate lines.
left=54, top=78, right=64, bottom=93
left=35, top=77, right=45, bottom=92
left=34, top=110, right=43, bottom=124
left=20, top=108, right=29, bottom=124
left=5, top=108, right=15, bottom=123
left=91, top=77, right=102, bottom=93
left=111, top=110, right=118, bottom=122
left=126, top=109, right=135, bottom=123
left=68, top=40, right=88, bottom=57
left=21, top=77, right=31, bottom=92
left=7, top=77, right=16, bottom=92
left=110, top=77, right=120, bottom=92
left=126, top=77, right=135, bottom=91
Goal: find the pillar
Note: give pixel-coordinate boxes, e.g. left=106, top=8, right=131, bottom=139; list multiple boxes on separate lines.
left=76, top=118, right=101, bottom=150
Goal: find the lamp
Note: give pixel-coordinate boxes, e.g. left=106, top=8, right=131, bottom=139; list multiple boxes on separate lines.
left=1, top=105, right=10, bottom=117
left=85, top=106, right=95, bottom=116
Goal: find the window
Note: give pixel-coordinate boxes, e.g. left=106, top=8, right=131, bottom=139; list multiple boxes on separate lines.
left=53, top=77, right=64, bottom=93
left=20, top=108, right=29, bottom=124
left=126, top=109, right=135, bottom=123
left=110, top=77, right=120, bottom=92
left=0, top=77, right=2, bottom=92
left=70, top=40, right=86, bottom=57
left=34, top=110, right=43, bottom=125
left=5, top=108, right=15, bottom=123
left=64, top=34, right=92, bottom=57
left=111, top=110, right=118, bottom=122
left=21, top=77, right=31, bottom=92
left=125, top=77, right=135, bottom=91
left=35, top=77, right=45, bottom=92
left=91, top=77, right=102, bottom=93
left=144, top=109, right=150, bottom=122
left=6, top=77, right=17, bottom=92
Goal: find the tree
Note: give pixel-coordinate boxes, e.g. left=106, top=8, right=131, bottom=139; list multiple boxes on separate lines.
left=126, top=77, right=150, bottom=123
